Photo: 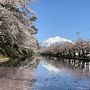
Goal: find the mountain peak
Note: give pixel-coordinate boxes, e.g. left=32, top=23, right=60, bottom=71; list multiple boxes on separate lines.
left=42, top=36, right=73, bottom=47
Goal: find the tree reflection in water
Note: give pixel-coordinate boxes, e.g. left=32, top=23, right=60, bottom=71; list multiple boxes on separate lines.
left=0, top=58, right=39, bottom=90
left=43, top=57, right=90, bottom=78
left=44, top=57, right=90, bottom=71
left=0, top=57, right=90, bottom=90
left=33, top=57, right=90, bottom=90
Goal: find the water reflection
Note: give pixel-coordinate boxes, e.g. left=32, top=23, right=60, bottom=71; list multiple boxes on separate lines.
left=0, top=57, right=90, bottom=90
left=33, top=57, right=90, bottom=90
left=0, top=58, right=39, bottom=90
left=45, top=57, right=90, bottom=72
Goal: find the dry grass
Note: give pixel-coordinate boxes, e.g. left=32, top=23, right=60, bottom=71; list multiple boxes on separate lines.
left=0, top=54, right=9, bottom=62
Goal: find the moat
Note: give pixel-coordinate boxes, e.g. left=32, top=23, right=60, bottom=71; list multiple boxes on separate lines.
left=0, top=57, right=90, bottom=90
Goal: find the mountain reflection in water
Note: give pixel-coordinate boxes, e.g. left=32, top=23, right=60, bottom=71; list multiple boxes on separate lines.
left=0, top=57, right=90, bottom=90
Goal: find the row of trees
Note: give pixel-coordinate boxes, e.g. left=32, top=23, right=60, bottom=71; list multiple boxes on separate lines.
left=41, top=39, right=90, bottom=59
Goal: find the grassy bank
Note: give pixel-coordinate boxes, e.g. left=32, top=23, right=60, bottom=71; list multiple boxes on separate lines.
left=0, top=54, right=9, bottom=62
left=0, top=47, right=35, bottom=66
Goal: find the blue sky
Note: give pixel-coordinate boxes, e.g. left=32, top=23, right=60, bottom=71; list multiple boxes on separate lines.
left=31, top=0, right=90, bottom=42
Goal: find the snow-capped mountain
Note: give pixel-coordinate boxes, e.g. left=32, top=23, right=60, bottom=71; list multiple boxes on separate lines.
left=42, top=36, right=73, bottom=47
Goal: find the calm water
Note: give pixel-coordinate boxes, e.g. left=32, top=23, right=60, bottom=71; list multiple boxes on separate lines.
left=0, top=57, right=90, bottom=90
